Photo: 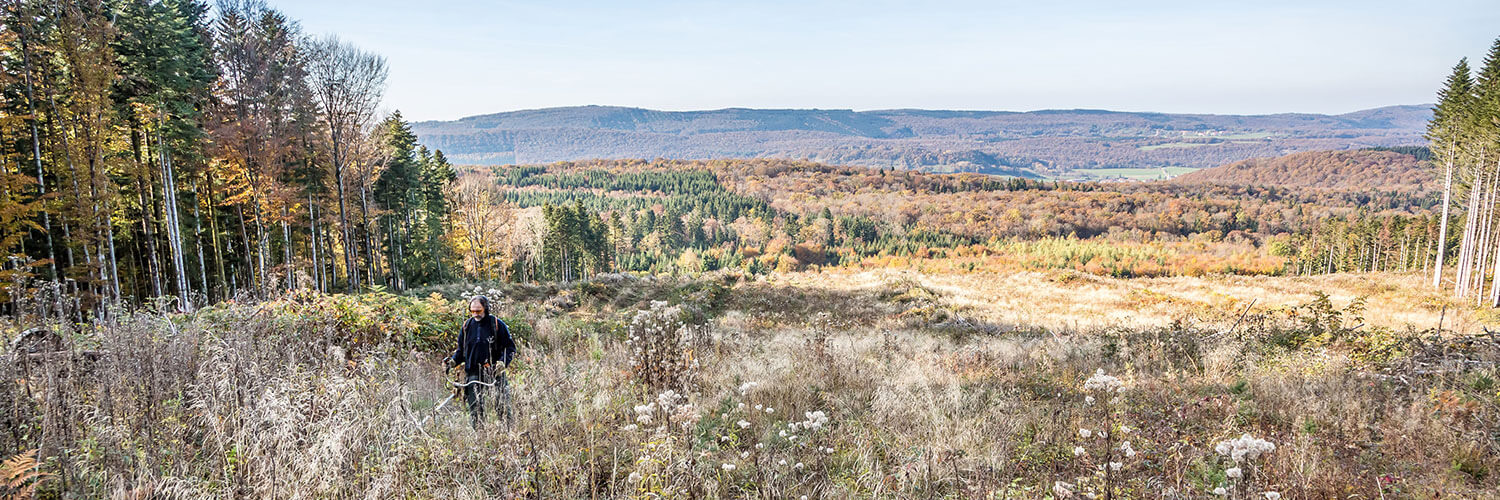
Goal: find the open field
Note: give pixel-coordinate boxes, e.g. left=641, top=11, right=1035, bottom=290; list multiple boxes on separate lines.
left=774, top=269, right=1463, bottom=334
left=3, top=269, right=1496, bottom=498
left=1138, top=143, right=1216, bottom=151
left=1065, top=167, right=1203, bottom=180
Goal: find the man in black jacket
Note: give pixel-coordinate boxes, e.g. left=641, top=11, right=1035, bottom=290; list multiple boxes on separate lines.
left=445, top=295, right=517, bottom=428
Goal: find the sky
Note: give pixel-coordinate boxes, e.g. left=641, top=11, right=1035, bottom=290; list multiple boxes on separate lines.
left=274, top=0, right=1500, bottom=122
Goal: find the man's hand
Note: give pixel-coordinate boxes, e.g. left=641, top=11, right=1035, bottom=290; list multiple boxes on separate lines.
left=443, top=357, right=457, bottom=370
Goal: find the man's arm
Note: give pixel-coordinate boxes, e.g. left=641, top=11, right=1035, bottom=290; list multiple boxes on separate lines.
left=448, top=318, right=470, bottom=368
left=497, top=320, right=516, bottom=366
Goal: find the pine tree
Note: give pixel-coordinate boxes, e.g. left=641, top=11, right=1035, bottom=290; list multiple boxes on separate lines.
left=1429, top=58, right=1474, bottom=289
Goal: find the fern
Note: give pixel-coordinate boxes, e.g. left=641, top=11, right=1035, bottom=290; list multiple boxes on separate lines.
left=0, top=449, right=51, bottom=498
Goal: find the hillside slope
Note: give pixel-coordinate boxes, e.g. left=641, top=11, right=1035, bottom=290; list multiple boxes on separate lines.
left=1174, top=148, right=1431, bottom=191
left=411, top=105, right=1430, bottom=175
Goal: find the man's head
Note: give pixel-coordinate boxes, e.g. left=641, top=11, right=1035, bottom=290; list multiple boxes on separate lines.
left=469, top=296, right=491, bottom=318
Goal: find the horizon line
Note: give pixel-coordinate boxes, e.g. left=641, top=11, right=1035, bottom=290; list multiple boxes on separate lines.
left=410, top=103, right=1435, bottom=124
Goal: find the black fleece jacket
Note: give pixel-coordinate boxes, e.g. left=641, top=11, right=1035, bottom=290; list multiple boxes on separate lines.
left=451, top=315, right=516, bottom=373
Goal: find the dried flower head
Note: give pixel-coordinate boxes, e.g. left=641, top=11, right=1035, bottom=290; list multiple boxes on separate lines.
left=1083, top=368, right=1125, bottom=393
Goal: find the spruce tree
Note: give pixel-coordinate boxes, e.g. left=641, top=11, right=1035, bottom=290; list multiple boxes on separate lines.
left=1429, top=57, right=1475, bottom=289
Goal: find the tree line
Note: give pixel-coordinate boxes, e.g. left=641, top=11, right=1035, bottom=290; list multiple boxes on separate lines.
left=1428, top=37, right=1500, bottom=305
left=0, top=0, right=456, bottom=319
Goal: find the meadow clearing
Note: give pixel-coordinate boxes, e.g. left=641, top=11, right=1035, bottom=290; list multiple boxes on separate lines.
left=2, top=268, right=1495, bottom=499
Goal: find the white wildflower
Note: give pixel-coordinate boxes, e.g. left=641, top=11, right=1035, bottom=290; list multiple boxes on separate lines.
left=623, top=424, right=638, bottom=432
left=755, top=443, right=765, bottom=449
left=794, top=462, right=804, bottom=469
left=766, top=407, right=775, bottom=414
left=740, top=451, right=749, bottom=459
left=1073, top=446, right=1087, bottom=456
left=1109, top=461, right=1122, bottom=471
left=1212, top=487, right=1227, bottom=496
left=722, top=463, right=735, bottom=471
left=627, top=471, right=642, bottom=483
left=1215, top=434, right=1276, bottom=463
left=1054, top=480, right=1076, bottom=498
left=1079, top=428, right=1092, bottom=439
left=1226, top=467, right=1242, bottom=479
left=1083, top=368, right=1125, bottom=393
left=737, top=420, right=751, bottom=429
left=1263, top=493, right=1281, bottom=500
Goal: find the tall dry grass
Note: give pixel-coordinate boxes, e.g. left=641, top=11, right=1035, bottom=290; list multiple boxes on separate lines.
left=0, top=270, right=1496, bottom=498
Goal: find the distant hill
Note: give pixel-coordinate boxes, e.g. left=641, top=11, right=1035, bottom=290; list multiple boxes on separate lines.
left=411, top=105, right=1431, bottom=177
left=1174, top=148, right=1431, bottom=192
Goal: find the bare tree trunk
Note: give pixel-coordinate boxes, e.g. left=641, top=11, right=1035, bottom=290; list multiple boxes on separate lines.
left=137, top=175, right=162, bottom=299
left=360, top=185, right=380, bottom=287
left=1470, top=172, right=1494, bottom=300
left=283, top=210, right=293, bottom=291
left=193, top=192, right=208, bottom=303
left=157, top=123, right=191, bottom=311
left=236, top=204, right=254, bottom=294
left=206, top=174, right=227, bottom=301
left=335, top=160, right=357, bottom=292
left=310, top=194, right=322, bottom=292
left=15, top=15, right=59, bottom=285
left=1433, top=142, right=1453, bottom=287
left=1457, top=167, right=1482, bottom=297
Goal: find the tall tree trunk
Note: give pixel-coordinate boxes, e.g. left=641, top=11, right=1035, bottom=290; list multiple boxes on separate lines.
left=236, top=204, right=254, bottom=294
left=1457, top=165, right=1482, bottom=297
left=310, top=194, right=322, bottom=292
left=334, top=153, right=357, bottom=293
left=283, top=210, right=293, bottom=291
left=16, top=14, right=59, bottom=285
left=137, top=176, right=162, bottom=299
left=193, top=191, right=208, bottom=304
left=360, top=185, right=379, bottom=286
left=206, top=174, right=227, bottom=301
left=157, top=124, right=191, bottom=311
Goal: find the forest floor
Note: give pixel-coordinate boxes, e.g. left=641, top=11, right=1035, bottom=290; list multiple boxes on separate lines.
left=3, top=269, right=1497, bottom=499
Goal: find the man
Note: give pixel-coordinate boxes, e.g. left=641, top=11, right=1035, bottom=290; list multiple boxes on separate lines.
left=445, top=295, right=516, bottom=428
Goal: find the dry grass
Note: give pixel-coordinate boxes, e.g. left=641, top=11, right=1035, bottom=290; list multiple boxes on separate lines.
left=1, top=269, right=1497, bottom=499
left=777, top=269, right=1468, bottom=334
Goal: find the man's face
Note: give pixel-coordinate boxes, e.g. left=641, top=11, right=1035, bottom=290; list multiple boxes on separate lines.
left=470, top=301, right=484, bottom=318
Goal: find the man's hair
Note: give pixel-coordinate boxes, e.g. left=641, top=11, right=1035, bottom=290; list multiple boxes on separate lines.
left=470, top=295, right=492, bottom=318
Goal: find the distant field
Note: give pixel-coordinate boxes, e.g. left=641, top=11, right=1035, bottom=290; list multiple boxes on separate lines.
left=1138, top=142, right=1214, bottom=151
left=1068, top=166, right=1201, bottom=180
left=1139, top=133, right=1277, bottom=151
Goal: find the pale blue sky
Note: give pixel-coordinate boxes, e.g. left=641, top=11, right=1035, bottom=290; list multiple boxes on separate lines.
left=273, top=0, right=1500, bottom=121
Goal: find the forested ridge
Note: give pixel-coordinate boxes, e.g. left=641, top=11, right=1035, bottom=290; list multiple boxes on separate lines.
left=1175, top=148, right=1431, bottom=192
left=411, top=104, right=1431, bottom=175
